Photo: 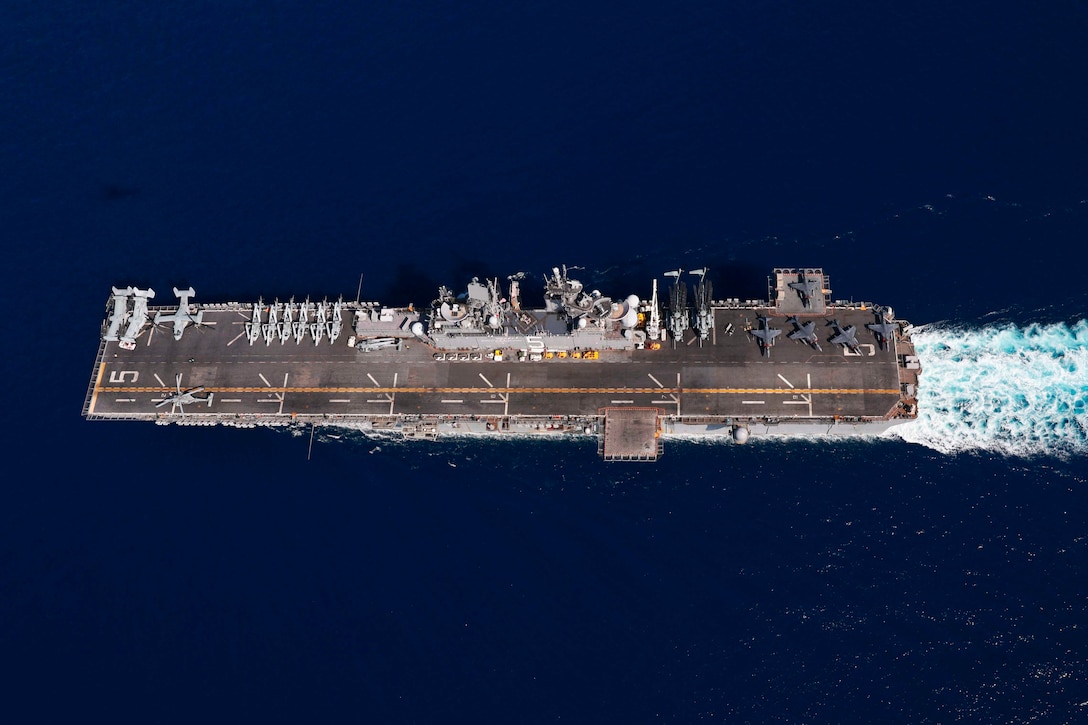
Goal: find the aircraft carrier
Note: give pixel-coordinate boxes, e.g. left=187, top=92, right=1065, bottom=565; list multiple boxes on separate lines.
left=83, top=267, right=921, bottom=461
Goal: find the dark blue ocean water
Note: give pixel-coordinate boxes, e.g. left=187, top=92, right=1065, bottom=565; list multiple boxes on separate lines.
left=4, top=2, right=1088, bottom=722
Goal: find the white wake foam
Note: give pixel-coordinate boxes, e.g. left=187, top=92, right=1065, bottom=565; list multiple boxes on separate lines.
left=893, top=320, right=1088, bottom=457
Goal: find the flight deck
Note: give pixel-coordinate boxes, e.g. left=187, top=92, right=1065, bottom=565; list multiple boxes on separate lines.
left=84, top=268, right=921, bottom=461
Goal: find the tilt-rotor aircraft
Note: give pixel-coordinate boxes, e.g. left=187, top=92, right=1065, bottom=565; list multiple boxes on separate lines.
left=154, top=287, right=204, bottom=341
left=786, top=316, right=822, bottom=351
left=827, top=318, right=861, bottom=353
left=749, top=316, right=781, bottom=357
left=787, top=274, right=821, bottom=308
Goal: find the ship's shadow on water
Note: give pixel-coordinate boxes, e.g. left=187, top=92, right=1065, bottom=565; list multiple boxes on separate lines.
left=370, top=254, right=774, bottom=309
left=596, top=258, right=771, bottom=304
left=305, top=424, right=921, bottom=473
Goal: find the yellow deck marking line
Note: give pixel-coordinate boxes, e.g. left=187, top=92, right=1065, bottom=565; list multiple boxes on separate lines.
left=87, top=361, right=109, bottom=413
left=105, top=386, right=900, bottom=395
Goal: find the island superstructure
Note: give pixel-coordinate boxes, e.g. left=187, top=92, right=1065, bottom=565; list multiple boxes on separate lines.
left=83, top=267, right=921, bottom=461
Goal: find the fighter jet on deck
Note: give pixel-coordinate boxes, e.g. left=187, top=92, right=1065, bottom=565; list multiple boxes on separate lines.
left=788, top=274, right=821, bottom=308
left=749, top=316, right=781, bottom=357
left=786, top=316, right=822, bottom=351
left=827, top=319, right=861, bottom=354
left=866, top=317, right=897, bottom=351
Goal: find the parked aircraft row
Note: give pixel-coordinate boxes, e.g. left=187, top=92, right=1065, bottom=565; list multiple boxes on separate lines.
left=245, top=297, right=345, bottom=345
left=747, top=314, right=897, bottom=356
left=105, top=286, right=211, bottom=348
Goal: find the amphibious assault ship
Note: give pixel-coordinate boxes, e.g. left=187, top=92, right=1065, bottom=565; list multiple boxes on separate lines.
left=83, top=267, right=921, bottom=461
